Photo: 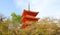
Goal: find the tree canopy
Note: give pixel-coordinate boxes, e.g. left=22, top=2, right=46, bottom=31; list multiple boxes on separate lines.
left=11, top=12, right=22, bottom=23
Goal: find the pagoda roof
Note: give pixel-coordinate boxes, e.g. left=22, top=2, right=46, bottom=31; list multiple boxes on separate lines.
left=22, top=15, right=39, bottom=23
left=22, top=9, right=39, bottom=17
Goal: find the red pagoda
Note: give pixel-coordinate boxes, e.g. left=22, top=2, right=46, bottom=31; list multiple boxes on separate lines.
left=21, top=9, right=39, bottom=28
left=22, top=9, right=39, bottom=23
left=21, top=4, right=40, bottom=28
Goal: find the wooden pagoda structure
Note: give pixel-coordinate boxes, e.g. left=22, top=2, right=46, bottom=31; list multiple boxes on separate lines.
left=21, top=4, right=40, bottom=28
left=22, top=10, right=39, bottom=23
left=21, top=9, right=39, bottom=28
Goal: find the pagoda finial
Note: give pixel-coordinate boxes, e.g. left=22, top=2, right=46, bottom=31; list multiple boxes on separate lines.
left=28, top=3, right=30, bottom=11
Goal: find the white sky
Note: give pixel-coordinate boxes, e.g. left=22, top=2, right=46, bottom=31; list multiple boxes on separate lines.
left=14, top=0, right=60, bottom=18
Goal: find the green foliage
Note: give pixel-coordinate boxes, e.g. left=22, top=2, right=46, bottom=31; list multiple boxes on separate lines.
left=0, top=13, right=60, bottom=35
left=11, top=12, right=22, bottom=29
left=11, top=12, right=22, bottom=23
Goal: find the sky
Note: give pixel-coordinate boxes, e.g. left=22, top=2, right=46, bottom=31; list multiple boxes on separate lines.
left=0, top=0, right=60, bottom=18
